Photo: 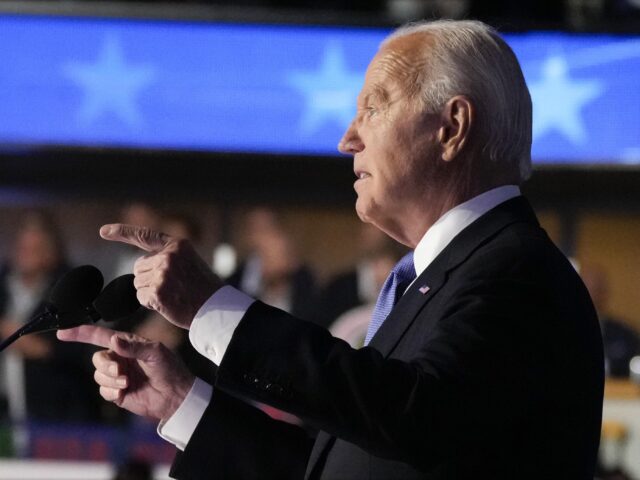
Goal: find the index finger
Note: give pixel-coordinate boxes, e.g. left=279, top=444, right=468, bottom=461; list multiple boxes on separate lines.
left=57, top=325, right=118, bottom=349
left=100, top=223, right=171, bottom=253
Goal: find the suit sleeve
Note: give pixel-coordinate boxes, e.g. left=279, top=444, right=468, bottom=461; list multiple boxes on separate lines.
left=211, top=245, right=600, bottom=471
left=170, top=389, right=314, bottom=480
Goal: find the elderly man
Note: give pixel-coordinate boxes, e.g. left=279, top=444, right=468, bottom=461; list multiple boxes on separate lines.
left=59, top=20, right=603, bottom=479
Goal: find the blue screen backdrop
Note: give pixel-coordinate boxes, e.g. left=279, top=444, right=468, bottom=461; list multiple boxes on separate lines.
left=1, top=14, right=639, bottom=164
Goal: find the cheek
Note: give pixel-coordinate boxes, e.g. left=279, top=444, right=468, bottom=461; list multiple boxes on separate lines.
left=379, top=151, right=411, bottom=196
left=364, top=120, right=422, bottom=195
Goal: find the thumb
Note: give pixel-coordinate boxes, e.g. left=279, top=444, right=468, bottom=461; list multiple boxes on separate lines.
left=110, top=332, right=158, bottom=363
left=100, top=223, right=171, bottom=253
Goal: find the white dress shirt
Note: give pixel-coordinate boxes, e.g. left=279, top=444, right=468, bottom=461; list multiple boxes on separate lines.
left=159, top=185, right=521, bottom=449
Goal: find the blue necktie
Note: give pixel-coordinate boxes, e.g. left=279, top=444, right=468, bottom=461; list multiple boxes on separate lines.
left=364, top=252, right=416, bottom=346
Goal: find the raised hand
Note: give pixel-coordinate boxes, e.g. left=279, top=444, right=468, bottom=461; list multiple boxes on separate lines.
left=57, top=325, right=194, bottom=421
left=100, top=223, right=223, bottom=330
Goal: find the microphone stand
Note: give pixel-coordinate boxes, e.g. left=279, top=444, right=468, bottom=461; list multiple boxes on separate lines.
left=0, top=306, right=100, bottom=353
left=0, top=312, right=53, bottom=353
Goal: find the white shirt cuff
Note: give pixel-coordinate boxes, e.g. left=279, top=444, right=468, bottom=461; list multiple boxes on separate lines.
left=189, top=285, right=256, bottom=365
left=157, top=378, right=213, bottom=451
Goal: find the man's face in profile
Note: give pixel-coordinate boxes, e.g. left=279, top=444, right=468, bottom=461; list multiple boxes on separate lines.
left=339, top=34, right=442, bottom=241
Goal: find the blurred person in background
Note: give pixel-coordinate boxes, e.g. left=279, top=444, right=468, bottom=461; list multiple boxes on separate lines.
left=161, top=212, right=203, bottom=250
left=0, top=211, right=98, bottom=424
left=227, top=207, right=317, bottom=321
left=581, top=263, right=640, bottom=378
left=328, top=240, right=407, bottom=348
left=317, top=223, right=398, bottom=328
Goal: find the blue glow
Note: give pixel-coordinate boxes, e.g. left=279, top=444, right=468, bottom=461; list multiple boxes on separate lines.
left=0, top=14, right=639, bottom=164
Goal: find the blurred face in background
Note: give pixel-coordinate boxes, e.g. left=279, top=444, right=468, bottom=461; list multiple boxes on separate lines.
left=239, top=208, right=301, bottom=286
left=243, top=207, right=282, bottom=253
left=260, top=230, right=298, bottom=285
left=13, top=226, right=60, bottom=278
left=121, top=203, right=160, bottom=230
left=580, top=264, right=610, bottom=314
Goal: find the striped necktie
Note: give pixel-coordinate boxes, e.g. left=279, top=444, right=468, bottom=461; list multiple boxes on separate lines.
left=364, top=252, right=416, bottom=346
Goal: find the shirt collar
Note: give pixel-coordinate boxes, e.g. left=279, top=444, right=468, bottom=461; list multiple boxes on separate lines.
left=413, top=185, right=521, bottom=277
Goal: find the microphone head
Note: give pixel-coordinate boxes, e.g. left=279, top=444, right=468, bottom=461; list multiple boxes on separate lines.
left=93, top=274, right=141, bottom=322
left=48, top=265, right=104, bottom=312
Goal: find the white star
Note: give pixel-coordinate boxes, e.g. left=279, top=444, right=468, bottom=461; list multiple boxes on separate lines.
left=529, top=55, right=603, bottom=145
left=63, top=36, right=156, bottom=128
left=287, top=42, right=363, bottom=135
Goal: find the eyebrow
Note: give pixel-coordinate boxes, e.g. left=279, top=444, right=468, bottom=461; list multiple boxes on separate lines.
left=364, top=85, right=390, bottom=105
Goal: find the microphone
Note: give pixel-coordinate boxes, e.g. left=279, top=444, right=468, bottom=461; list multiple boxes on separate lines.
left=93, top=273, right=141, bottom=322
left=0, top=268, right=141, bottom=352
left=48, top=265, right=105, bottom=319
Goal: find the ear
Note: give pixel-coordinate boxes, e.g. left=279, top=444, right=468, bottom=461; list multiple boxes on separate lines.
left=436, top=95, right=474, bottom=162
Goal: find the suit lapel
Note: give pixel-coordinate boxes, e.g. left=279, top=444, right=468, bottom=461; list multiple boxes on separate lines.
left=369, top=267, right=445, bottom=357
left=369, top=196, right=539, bottom=358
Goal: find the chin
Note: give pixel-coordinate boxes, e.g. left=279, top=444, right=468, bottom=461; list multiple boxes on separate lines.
left=354, top=199, right=374, bottom=225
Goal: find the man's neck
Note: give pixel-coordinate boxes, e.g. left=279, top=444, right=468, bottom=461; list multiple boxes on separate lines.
left=410, top=176, right=523, bottom=246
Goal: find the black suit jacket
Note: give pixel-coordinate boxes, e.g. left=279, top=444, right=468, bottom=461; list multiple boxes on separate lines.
left=171, top=197, right=604, bottom=480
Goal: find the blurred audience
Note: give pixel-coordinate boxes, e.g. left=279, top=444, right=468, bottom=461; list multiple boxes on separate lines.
left=161, top=211, right=203, bottom=246
left=6, top=200, right=640, bottom=477
left=328, top=238, right=407, bottom=347
left=316, top=224, right=402, bottom=328
left=0, top=211, right=98, bottom=423
left=580, top=263, right=640, bottom=378
left=227, top=207, right=317, bottom=321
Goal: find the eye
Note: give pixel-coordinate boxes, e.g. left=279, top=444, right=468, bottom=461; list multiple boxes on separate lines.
left=366, top=106, right=378, bottom=118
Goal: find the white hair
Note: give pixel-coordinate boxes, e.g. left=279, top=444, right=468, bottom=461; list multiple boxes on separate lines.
left=382, top=20, right=533, bottom=181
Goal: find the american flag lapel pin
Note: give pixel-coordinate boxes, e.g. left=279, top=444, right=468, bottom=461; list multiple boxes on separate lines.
left=418, top=285, right=430, bottom=294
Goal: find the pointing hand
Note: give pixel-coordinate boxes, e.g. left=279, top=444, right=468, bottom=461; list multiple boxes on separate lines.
left=57, top=325, right=194, bottom=421
left=100, top=223, right=223, bottom=329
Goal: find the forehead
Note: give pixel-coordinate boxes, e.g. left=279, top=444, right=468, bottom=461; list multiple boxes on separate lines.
left=362, top=33, right=432, bottom=93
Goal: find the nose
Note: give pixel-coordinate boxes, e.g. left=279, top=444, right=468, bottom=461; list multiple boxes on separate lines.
left=338, top=121, right=364, bottom=155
